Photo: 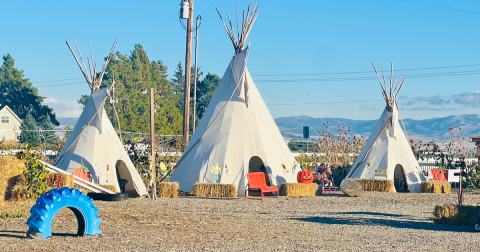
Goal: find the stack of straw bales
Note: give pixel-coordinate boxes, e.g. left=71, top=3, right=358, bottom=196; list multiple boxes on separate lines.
left=355, top=179, right=394, bottom=192
left=433, top=204, right=477, bottom=226
left=0, top=156, right=26, bottom=206
left=192, top=183, right=237, bottom=198
left=157, top=182, right=179, bottom=198
left=279, top=183, right=319, bottom=197
left=340, top=178, right=363, bottom=197
left=420, top=181, right=451, bottom=193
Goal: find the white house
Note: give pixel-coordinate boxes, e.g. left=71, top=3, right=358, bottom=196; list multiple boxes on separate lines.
left=0, top=105, right=22, bottom=142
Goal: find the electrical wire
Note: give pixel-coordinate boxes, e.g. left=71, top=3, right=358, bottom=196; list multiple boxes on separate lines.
left=391, top=0, right=480, bottom=15
left=251, top=64, right=480, bottom=77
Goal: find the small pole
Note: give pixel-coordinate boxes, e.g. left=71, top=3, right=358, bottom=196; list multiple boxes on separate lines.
left=150, top=88, right=156, bottom=200
left=193, top=15, right=201, bottom=133
left=182, top=0, right=194, bottom=148
left=306, top=138, right=308, bottom=154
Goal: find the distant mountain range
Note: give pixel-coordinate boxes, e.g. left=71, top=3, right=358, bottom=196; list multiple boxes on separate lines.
left=59, top=114, right=480, bottom=142
left=274, top=114, right=480, bottom=142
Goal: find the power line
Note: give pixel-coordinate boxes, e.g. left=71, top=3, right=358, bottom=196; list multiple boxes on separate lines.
left=32, top=63, right=480, bottom=86
left=267, top=93, right=478, bottom=106
left=34, top=69, right=480, bottom=89
left=34, top=77, right=84, bottom=84
left=251, top=64, right=480, bottom=77
left=255, top=70, right=480, bottom=83
left=391, top=0, right=480, bottom=15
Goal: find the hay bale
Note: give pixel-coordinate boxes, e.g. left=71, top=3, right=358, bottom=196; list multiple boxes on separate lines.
left=62, top=174, right=74, bottom=188
left=354, top=179, right=394, bottom=192
left=157, top=182, right=179, bottom=198
left=340, top=178, right=363, bottom=197
left=10, top=174, right=28, bottom=201
left=433, top=204, right=477, bottom=226
left=279, top=183, right=318, bottom=197
left=73, top=184, right=92, bottom=194
left=99, top=184, right=118, bottom=192
left=420, top=181, right=451, bottom=193
left=0, top=156, right=26, bottom=206
left=442, top=182, right=451, bottom=193
left=192, top=183, right=237, bottom=198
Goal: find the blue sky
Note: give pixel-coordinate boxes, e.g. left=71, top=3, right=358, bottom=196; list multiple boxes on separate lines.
left=1, top=0, right=478, bottom=120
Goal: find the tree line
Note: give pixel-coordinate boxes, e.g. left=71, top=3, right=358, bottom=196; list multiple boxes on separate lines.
left=0, top=44, right=221, bottom=146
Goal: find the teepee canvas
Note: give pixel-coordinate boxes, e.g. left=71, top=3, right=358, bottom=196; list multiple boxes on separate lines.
left=55, top=39, right=147, bottom=196
left=170, top=5, right=301, bottom=195
left=346, top=63, right=426, bottom=192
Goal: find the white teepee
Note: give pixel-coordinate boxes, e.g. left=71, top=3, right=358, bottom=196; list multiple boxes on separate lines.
left=55, top=39, right=147, bottom=196
left=170, top=5, right=301, bottom=195
left=346, top=63, right=426, bottom=193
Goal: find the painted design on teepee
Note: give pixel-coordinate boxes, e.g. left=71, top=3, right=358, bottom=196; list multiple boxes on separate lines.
left=345, top=63, right=426, bottom=193
left=211, top=165, right=222, bottom=183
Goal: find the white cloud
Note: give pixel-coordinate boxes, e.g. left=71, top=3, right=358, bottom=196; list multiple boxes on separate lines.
left=453, top=91, right=480, bottom=105
left=46, top=99, right=84, bottom=118
left=43, top=97, right=58, bottom=104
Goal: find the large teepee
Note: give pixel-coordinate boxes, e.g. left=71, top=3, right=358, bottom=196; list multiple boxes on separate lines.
left=170, top=5, right=301, bottom=195
left=55, top=39, right=147, bottom=196
left=346, top=63, right=426, bottom=193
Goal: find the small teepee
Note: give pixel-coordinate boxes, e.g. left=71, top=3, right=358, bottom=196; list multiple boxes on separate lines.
left=170, top=5, right=301, bottom=195
left=346, top=63, right=426, bottom=192
left=55, top=39, right=147, bottom=196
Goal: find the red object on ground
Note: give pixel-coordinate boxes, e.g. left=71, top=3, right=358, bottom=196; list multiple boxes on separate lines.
left=431, top=168, right=447, bottom=181
left=245, top=172, right=279, bottom=202
left=297, top=170, right=314, bottom=184
left=73, top=168, right=92, bottom=182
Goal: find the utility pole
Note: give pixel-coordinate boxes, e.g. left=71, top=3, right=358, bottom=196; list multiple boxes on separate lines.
left=149, top=88, right=156, bottom=200
left=182, top=0, right=194, bottom=148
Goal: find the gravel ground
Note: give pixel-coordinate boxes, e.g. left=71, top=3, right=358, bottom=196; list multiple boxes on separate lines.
left=2, top=192, right=480, bottom=252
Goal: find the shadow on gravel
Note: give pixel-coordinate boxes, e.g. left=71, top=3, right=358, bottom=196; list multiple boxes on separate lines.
left=292, top=216, right=472, bottom=232
left=0, top=230, right=25, bottom=239
left=337, top=211, right=409, bottom=218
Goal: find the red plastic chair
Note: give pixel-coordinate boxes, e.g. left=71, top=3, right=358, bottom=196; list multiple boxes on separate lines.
left=245, top=172, right=278, bottom=202
left=73, top=168, right=92, bottom=182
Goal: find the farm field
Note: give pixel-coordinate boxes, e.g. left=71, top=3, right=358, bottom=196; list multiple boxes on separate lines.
left=2, top=192, right=480, bottom=251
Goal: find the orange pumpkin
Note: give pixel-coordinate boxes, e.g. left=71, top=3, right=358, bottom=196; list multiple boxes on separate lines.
left=297, top=170, right=314, bottom=184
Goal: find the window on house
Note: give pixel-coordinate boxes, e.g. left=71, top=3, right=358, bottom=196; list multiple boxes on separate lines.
left=0, top=115, right=9, bottom=124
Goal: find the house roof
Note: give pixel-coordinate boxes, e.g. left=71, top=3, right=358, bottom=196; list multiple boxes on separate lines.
left=472, top=136, right=480, bottom=142
left=0, top=105, right=23, bottom=123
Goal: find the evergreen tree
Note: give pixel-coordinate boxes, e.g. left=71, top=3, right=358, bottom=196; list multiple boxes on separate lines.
left=196, top=73, right=221, bottom=120
left=19, top=113, right=41, bottom=146
left=99, top=44, right=183, bottom=135
left=170, top=62, right=185, bottom=113
left=64, top=125, right=73, bottom=140
left=0, top=54, right=59, bottom=126
left=41, top=114, right=60, bottom=145
left=77, top=95, right=89, bottom=107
